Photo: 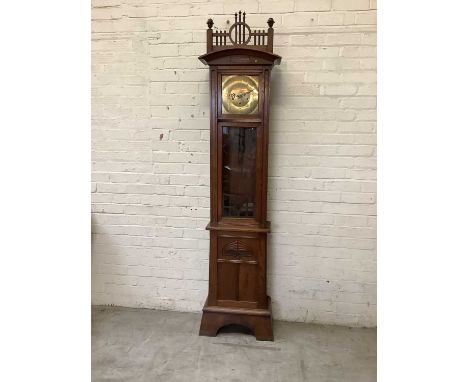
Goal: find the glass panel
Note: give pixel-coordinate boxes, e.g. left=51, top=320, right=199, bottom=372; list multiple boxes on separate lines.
left=222, top=75, right=259, bottom=115
left=222, top=126, right=256, bottom=217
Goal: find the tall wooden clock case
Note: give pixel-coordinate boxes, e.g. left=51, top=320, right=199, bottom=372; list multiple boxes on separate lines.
left=198, top=12, right=281, bottom=341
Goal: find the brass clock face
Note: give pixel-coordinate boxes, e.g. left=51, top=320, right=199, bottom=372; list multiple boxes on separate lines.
left=222, top=75, right=259, bottom=115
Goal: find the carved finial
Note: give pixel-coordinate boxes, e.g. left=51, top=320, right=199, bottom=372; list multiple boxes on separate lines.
left=267, top=18, right=275, bottom=28
left=207, top=18, right=214, bottom=29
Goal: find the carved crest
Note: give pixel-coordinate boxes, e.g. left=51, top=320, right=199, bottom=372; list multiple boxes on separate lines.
left=223, top=240, right=253, bottom=258
left=206, top=11, right=275, bottom=53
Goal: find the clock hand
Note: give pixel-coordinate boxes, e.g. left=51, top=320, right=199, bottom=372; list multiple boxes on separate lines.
left=236, top=90, right=252, bottom=98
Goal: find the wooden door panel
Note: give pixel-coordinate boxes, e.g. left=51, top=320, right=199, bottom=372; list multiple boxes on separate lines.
left=238, top=263, right=257, bottom=302
left=216, top=234, right=260, bottom=306
left=217, top=262, right=238, bottom=301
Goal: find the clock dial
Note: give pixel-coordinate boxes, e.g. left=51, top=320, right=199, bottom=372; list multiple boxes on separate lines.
left=222, top=75, right=259, bottom=114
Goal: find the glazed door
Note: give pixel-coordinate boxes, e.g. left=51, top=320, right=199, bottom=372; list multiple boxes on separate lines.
left=216, top=122, right=263, bottom=223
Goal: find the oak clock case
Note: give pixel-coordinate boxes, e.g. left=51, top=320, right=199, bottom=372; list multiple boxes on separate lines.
left=198, top=12, right=281, bottom=341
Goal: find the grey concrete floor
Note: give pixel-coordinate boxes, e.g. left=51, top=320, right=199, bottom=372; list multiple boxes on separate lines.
left=92, top=306, right=376, bottom=382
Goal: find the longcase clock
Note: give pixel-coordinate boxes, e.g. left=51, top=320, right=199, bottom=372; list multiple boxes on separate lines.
left=198, top=12, right=281, bottom=341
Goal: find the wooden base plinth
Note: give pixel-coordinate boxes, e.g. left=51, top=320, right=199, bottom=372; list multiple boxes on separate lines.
left=199, top=297, right=274, bottom=341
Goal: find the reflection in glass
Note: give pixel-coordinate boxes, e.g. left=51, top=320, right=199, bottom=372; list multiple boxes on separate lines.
left=222, top=127, right=256, bottom=217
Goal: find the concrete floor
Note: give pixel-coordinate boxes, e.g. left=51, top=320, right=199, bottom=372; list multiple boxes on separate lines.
left=92, top=306, right=376, bottom=382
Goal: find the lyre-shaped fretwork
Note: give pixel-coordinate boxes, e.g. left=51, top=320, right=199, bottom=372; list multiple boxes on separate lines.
left=206, top=11, right=275, bottom=53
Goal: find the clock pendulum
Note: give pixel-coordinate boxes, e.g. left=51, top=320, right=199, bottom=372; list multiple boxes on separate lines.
left=198, top=12, right=281, bottom=341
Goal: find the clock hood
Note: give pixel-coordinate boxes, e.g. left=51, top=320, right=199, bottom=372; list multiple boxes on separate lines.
left=199, top=47, right=281, bottom=66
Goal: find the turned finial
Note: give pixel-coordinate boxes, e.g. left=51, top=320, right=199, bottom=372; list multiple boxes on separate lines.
left=267, top=18, right=275, bottom=28
left=207, top=18, right=214, bottom=29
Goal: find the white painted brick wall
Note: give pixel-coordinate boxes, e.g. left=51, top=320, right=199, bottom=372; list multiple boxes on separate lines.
left=91, top=0, right=376, bottom=327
